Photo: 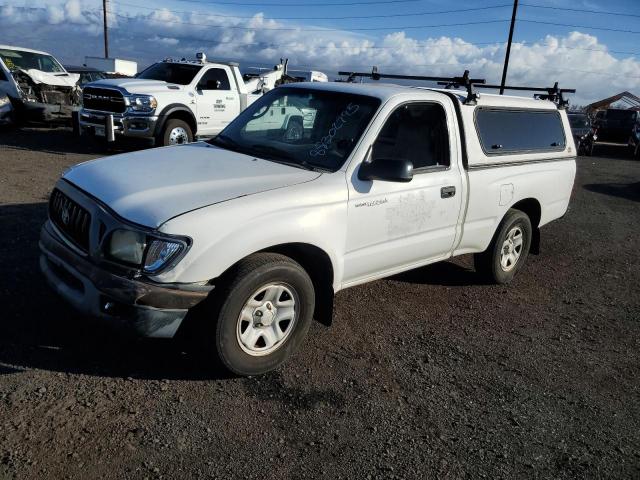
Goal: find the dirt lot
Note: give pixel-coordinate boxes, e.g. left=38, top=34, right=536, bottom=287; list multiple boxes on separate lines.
left=0, top=127, right=639, bottom=479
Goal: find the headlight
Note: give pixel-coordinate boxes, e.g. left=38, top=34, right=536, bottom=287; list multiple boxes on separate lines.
left=128, top=95, right=157, bottom=112
left=106, top=229, right=186, bottom=273
left=0, top=96, right=9, bottom=107
left=144, top=239, right=183, bottom=273
left=108, top=229, right=146, bottom=265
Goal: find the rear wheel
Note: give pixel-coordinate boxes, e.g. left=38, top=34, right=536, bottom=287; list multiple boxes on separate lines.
left=205, top=253, right=315, bottom=376
left=474, top=209, right=532, bottom=284
left=158, top=118, right=193, bottom=146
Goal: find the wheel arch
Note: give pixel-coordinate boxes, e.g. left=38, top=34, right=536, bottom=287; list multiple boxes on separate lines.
left=155, top=104, right=198, bottom=138
left=510, top=197, right=542, bottom=254
left=215, top=242, right=336, bottom=327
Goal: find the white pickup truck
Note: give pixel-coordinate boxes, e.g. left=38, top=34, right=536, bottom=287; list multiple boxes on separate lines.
left=79, top=53, right=326, bottom=146
left=40, top=73, right=576, bottom=376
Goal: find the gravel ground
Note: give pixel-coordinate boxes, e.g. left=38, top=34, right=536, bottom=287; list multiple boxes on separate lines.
left=0, top=128, right=639, bottom=479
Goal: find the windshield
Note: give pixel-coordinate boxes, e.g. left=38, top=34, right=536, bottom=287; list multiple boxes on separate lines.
left=209, top=87, right=381, bottom=172
left=137, top=63, right=202, bottom=85
left=606, top=109, right=636, bottom=123
left=569, top=114, right=589, bottom=128
left=0, top=49, right=65, bottom=73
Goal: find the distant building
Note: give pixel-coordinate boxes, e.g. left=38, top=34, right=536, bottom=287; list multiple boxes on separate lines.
left=586, top=91, right=640, bottom=113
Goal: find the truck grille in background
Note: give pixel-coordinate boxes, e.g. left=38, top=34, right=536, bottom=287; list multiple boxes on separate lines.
left=82, top=87, right=126, bottom=113
left=49, top=189, right=91, bottom=252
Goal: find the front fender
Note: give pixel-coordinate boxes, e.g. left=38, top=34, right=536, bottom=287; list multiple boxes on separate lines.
left=150, top=174, right=348, bottom=291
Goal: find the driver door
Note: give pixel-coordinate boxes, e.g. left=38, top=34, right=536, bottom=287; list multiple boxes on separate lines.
left=342, top=101, right=463, bottom=285
left=195, top=67, right=240, bottom=136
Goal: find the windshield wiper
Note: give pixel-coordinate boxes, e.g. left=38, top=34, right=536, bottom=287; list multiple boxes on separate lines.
left=208, top=134, right=244, bottom=153
left=248, top=144, right=317, bottom=171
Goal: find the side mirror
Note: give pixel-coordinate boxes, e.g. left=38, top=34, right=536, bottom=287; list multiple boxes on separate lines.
left=358, top=158, right=413, bottom=182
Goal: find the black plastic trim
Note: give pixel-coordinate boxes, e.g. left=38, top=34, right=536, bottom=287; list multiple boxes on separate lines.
left=154, top=104, right=197, bottom=137
left=468, top=156, right=576, bottom=171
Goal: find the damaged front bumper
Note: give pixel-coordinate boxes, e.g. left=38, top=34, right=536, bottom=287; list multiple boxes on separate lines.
left=15, top=99, right=79, bottom=124
left=39, top=221, right=212, bottom=338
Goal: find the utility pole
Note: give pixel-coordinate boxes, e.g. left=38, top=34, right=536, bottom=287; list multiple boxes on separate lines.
left=499, top=0, right=518, bottom=94
left=103, top=0, right=109, bottom=58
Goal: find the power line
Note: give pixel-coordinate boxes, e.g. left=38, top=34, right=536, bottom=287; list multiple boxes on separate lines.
left=520, top=19, right=640, bottom=35
left=521, top=2, right=640, bottom=19
left=1, top=3, right=637, bottom=56
left=111, top=1, right=513, bottom=20
left=169, top=0, right=420, bottom=5
left=106, top=12, right=512, bottom=31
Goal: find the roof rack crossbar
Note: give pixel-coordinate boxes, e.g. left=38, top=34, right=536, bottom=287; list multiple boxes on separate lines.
left=337, top=67, right=485, bottom=105
left=475, top=82, right=576, bottom=108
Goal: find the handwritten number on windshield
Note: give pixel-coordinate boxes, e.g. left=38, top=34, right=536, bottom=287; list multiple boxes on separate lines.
left=309, top=103, right=360, bottom=157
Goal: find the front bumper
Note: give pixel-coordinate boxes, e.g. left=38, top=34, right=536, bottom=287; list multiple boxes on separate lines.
left=79, top=109, right=159, bottom=140
left=39, top=221, right=212, bottom=338
left=17, top=100, right=78, bottom=124
left=0, top=103, right=12, bottom=125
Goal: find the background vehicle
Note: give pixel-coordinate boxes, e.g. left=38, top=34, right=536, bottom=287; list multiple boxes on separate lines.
left=568, top=112, right=596, bottom=155
left=78, top=53, right=327, bottom=146
left=0, top=45, right=80, bottom=124
left=629, top=122, right=640, bottom=159
left=40, top=72, right=576, bottom=376
left=84, top=56, right=138, bottom=77
left=0, top=93, right=13, bottom=126
left=64, top=65, right=107, bottom=86
left=593, top=108, right=639, bottom=143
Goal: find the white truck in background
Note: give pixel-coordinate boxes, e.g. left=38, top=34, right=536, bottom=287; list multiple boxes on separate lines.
left=79, top=53, right=327, bottom=146
left=84, top=56, right=138, bottom=77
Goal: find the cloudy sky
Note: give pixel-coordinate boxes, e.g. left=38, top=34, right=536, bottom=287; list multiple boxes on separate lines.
left=1, top=0, right=639, bottom=104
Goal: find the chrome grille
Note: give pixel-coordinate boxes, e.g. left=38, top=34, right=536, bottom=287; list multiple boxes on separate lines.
left=49, top=189, right=91, bottom=252
left=82, top=87, right=126, bottom=114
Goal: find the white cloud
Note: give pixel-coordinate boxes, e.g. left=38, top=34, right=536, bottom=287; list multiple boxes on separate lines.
left=65, top=0, right=87, bottom=24
left=46, top=5, right=65, bottom=24
left=0, top=4, right=638, bottom=104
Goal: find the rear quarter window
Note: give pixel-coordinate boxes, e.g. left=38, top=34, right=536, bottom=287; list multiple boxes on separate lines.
left=475, top=108, right=566, bottom=155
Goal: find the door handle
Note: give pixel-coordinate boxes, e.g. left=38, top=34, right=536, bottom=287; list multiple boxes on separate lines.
left=441, top=186, right=456, bottom=198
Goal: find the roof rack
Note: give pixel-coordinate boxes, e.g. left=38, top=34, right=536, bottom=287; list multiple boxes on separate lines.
left=473, top=82, right=576, bottom=109
left=337, top=67, right=486, bottom=105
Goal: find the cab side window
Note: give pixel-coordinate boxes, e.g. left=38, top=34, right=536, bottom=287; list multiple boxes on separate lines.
left=372, top=103, right=450, bottom=170
left=199, top=68, right=231, bottom=90
left=0, top=68, right=6, bottom=81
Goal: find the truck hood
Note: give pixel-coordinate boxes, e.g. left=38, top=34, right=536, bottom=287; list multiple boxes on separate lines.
left=63, top=142, right=321, bottom=228
left=18, top=69, right=80, bottom=87
left=89, top=78, right=184, bottom=95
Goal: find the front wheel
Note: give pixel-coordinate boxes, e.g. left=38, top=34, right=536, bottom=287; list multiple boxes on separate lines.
left=474, top=209, right=532, bottom=284
left=207, top=253, right=315, bottom=376
left=158, top=118, right=193, bottom=147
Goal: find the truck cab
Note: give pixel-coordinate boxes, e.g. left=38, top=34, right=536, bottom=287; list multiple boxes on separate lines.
left=79, top=53, right=326, bottom=146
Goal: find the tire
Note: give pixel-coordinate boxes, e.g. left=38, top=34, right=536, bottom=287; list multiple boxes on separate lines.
left=205, top=253, right=315, bottom=376
left=474, top=209, right=532, bottom=284
left=283, top=117, right=303, bottom=142
left=158, top=118, right=193, bottom=147
left=586, top=142, right=594, bottom=156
